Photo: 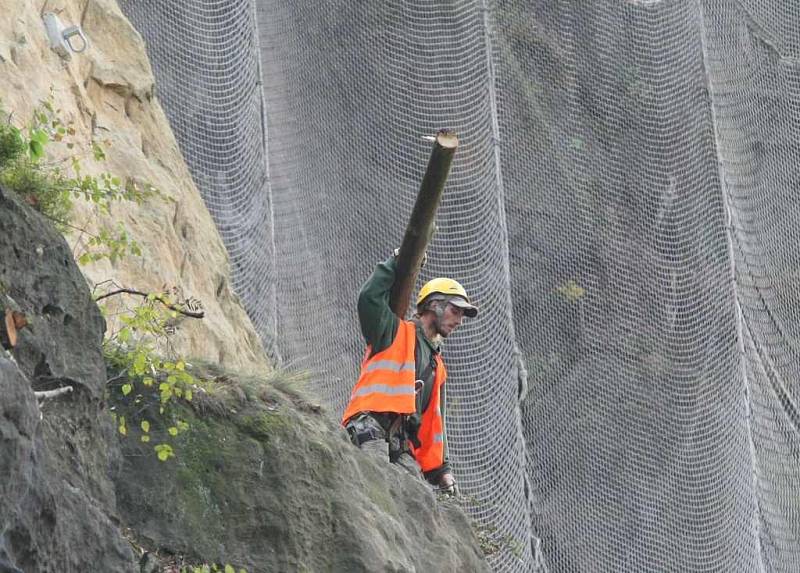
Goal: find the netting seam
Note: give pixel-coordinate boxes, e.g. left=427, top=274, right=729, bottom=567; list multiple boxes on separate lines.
left=696, top=1, right=765, bottom=571
left=249, top=0, right=281, bottom=364
left=481, top=0, right=536, bottom=567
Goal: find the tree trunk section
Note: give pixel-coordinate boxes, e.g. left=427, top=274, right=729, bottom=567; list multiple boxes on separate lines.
left=390, top=130, right=459, bottom=318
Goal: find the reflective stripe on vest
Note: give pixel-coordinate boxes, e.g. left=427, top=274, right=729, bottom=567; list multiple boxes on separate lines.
left=364, top=360, right=415, bottom=373
left=352, top=384, right=416, bottom=398
left=342, top=321, right=418, bottom=422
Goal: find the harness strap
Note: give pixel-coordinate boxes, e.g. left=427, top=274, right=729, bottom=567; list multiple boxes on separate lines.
left=414, top=343, right=436, bottom=415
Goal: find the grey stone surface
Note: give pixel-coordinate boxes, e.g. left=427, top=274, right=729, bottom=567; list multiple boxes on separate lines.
left=0, top=185, right=136, bottom=572
left=113, top=373, right=491, bottom=573
left=1, top=181, right=488, bottom=571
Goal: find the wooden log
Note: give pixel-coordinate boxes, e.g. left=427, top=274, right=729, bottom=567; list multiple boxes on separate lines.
left=390, top=130, right=459, bottom=318
left=2, top=309, right=17, bottom=349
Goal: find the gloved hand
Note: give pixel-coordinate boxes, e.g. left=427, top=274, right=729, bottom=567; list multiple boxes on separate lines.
left=393, top=248, right=427, bottom=269
left=439, top=472, right=458, bottom=496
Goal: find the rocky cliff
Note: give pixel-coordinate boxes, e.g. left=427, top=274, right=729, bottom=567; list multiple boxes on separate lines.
left=0, top=0, right=266, bottom=374
left=0, top=1, right=491, bottom=571
left=0, top=183, right=489, bottom=572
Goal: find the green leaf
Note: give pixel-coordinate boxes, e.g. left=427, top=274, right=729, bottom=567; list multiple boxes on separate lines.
left=28, top=139, right=44, bottom=161
left=168, top=426, right=178, bottom=436
left=121, top=383, right=132, bottom=396
left=142, top=376, right=154, bottom=387
left=154, top=444, right=174, bottom=461
left=141, top=420, right=150, bottom=433
left=185, top=389, right=193, bottom=401
left=225, top=566, right=235, bottom=573
left=140, top=435, right=150, bottom=443
left=132, top=352, right=147, bottom=375
left=92, top=142, right=106, bottom=161
left=117, top=327, right=132, bottom=343
left=30, top=128, right=49, bottom=145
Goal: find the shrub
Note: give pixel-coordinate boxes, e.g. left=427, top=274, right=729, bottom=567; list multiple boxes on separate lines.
left=0, top=122, right=25, bottom=168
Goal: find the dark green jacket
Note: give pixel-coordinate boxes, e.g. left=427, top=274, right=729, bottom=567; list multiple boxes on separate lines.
left=357, top=255, right=450, bottom=481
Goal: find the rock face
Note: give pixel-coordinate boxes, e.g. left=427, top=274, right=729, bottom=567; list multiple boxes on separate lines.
left=0, top=0, right=267, bottom=375
left=0, top=184, right=136, bottom=571
left=0, top=184, right=489, bottom=571
left=112, top=369, right=490, bottom=573
left=0, top=2, right=491, bottom=570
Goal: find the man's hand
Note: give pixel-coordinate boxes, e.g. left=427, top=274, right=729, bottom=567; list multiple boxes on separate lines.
left=393, top=248, right=427, bottom=269
left=439, top=472, right=458, bottom=496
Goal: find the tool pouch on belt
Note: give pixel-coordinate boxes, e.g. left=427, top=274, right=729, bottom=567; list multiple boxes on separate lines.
left=387, top=415, right=413, bottom=462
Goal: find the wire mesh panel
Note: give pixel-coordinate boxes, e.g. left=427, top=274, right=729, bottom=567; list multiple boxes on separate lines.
left=254, top=2, right=532, bottom=569
left=703, top=0, right=800, bottom=570
left=491, top=1, right=759, bottom=570
left=118, top=0, right=278, bottom=359
left=120, top=0, right=800, bottom=570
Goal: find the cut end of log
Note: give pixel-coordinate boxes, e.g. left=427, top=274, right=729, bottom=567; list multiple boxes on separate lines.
left=12, top=311, right=27, bottom=330
left=4, top=309, right=17, bottom=348
left=435, top=129, right=459, bottom=149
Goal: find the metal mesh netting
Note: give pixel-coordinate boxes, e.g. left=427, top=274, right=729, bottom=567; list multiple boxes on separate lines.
left=117, top=0, right=279, bottom=359
left=119, top=0, right=800, bottom=571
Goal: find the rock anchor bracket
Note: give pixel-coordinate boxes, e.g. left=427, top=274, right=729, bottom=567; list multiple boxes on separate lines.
left=43, top=12, right=89, bottom=60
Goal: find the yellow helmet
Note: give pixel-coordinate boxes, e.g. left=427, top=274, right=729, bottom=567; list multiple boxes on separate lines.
left=416, top=278, right=478, bottom=317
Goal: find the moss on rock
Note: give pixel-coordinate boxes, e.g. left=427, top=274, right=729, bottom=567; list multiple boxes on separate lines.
left=110, top=368, right=490, bottom=573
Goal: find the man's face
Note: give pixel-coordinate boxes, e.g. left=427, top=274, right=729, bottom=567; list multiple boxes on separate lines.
left=435, top=302, right=465, bottom=338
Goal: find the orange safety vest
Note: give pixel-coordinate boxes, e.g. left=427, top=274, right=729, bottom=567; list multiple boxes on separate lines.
left=342, top=320, right=447, bottom=472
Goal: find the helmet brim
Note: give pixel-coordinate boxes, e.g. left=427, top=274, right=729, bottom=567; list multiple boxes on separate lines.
left=448, top=297, right=478, bottom=318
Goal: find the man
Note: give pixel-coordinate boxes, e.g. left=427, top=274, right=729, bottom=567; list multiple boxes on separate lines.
left=342, top=251, right=478, bottom=494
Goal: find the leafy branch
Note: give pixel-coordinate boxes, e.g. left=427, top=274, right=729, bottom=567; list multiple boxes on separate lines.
left=0, top=91, right=163, bottom=264
left=95, top=288, right=205, bottom=319
left=2, top=93, right=206, bottom=463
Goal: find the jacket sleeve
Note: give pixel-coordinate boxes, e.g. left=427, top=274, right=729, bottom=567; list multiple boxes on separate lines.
left=357, top=255, right=400, bottom=356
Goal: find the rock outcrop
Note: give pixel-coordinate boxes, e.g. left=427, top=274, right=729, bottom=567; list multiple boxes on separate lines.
left=0, top=184, right=489, bottom=571
left=113, top=369, right=489, bottom=573
left=0, top=2, right=491, bottom=571
left=0, top=184, right=135, bottom=571
left=0, top=0, right=267, bottom=374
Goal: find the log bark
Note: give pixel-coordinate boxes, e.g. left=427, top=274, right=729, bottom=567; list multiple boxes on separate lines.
left=390, top=130, right=459, bottom=318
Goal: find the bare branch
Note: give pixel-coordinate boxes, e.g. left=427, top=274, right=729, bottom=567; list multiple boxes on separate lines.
left=94, top=288, right=204, bottom=319
left=35, top=386, right=74, bottom=400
